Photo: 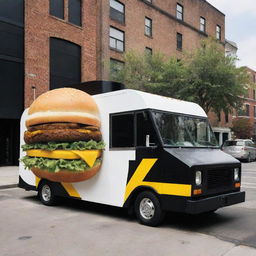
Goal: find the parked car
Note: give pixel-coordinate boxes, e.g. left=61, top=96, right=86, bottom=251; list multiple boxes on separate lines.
left=222, top=139, right=256, bottom=162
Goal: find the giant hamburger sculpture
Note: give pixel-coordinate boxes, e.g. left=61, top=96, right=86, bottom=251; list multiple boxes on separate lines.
left=21, top=88, right=104, bottom=183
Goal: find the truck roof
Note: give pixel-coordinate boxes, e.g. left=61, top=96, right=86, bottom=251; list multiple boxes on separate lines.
left=94, top=89, right=207, bottom=118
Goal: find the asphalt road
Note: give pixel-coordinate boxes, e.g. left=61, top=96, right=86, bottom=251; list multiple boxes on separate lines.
left=0, top=162, right=255, bottom=256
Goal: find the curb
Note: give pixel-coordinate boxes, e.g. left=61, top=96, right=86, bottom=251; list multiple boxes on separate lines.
left=0, top=184, right=18, bottom=190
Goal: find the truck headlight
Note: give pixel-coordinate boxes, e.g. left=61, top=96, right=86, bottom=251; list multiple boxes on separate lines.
left=195, top=171, right=202, bottom=186
left=234, top=168, right=240, bottom=181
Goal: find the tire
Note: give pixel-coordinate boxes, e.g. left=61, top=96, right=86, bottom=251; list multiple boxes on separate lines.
left=38, top=182, right=58, bottom=206
left=135, top=191, right=165, bottom=227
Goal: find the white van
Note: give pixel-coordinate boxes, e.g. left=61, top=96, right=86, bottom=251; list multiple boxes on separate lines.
left=19, top=88, right=245, bottom=226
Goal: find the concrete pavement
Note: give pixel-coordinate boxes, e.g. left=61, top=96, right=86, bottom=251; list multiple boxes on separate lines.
left=0, top=166, right=18, bottom=189
left=1, top=188, right=256, bottom=256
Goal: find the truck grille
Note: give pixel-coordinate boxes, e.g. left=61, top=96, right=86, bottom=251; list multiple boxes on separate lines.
left=207, top=169, right=233, bottom=190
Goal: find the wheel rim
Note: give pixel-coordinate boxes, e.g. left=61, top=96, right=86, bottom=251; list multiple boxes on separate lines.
left=41, top=185, right=51, bottom=202
left=139, top=198, right=155, bottom=220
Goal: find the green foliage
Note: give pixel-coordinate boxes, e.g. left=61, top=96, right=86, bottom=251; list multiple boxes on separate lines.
left=21, top=156, right=101, bottom=173
left=22, top=140, right=105, bottom=151
left=181, top=38, right=248, bottom=114
left=110, top=38, right=250, bottom=115
left=231, top=118, right=253, bottom=139
left=110, top=50, right=186, bottom=98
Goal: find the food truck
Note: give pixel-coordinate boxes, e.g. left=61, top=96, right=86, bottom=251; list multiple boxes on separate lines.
left=19, top=85, right=245, bottom=226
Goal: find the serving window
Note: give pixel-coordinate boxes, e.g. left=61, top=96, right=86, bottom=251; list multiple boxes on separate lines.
left=110, top=110, right=158, bottom=149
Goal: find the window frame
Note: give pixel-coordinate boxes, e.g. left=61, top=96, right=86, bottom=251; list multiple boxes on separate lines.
left=246, top=104, right=250, bottom=117
left=110, top=0, right=125, bottom=24
left=176, top=3, right=183, bottom=21
left=68, top=0, right=82, bottom=26
left=109, top=26, right=125, bottom=52
left=49, top=37, right=81, bottom=90
left=145, top=17, right=152, bottom=37
left=110, top=111, right=136, bottom=149
left=50, top=0, right=64, bottom=20
left=176, top=32, right=183, bottom=50
left=145, top=47, right=152, bottom=55
left=110, top=58, right=124, bottom=76
left=109, top=109, right=161, bottom=149
left=200, top=17, right=206, bottom=33
left=216, top=25, right=221, bottom=40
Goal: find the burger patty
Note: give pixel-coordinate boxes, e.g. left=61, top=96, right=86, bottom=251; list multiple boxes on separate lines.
left=28, top=122, right=98, bottom=132
left=24, top=128, right=102, bottom=144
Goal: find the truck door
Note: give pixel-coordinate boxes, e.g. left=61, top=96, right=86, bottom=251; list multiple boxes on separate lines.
left=136, top=111, right=158, bottom=148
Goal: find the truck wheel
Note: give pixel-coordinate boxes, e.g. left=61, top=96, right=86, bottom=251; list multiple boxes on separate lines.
left=38, top=182, right=57, bottom=206
left=135, top=191, right=165, bottom=227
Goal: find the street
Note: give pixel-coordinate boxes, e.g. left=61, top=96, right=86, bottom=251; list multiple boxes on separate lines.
left=0, top=162, right=255, bottom=256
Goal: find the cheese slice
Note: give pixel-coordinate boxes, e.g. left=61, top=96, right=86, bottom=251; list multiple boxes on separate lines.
left=26, top=149, right=101, bottom=167
left=71, top=150, right=100, bottom=168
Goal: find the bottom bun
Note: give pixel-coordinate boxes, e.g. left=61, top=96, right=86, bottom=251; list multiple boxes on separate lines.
left=31, top=164, right=101, bottom=183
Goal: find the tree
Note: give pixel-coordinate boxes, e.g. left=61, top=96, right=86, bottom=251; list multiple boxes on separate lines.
left=232, top=118, right=253, bottom=139
left=181, top=38, right=249, bottom=114
left=110, top=50, right=185, bottom=99
left=110, top=38, right=250, bottom=115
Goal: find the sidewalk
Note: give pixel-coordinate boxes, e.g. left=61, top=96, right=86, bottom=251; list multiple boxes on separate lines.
left=0, top=166, right=19, bottom=189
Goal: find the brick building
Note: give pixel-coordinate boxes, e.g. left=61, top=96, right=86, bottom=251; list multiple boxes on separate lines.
left=235, top=67, right=256, bottom=141
left=0, top=0, right=225, bottom=165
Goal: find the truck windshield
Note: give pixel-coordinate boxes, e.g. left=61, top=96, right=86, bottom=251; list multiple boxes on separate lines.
left=152, top=111, right=218, bottom=148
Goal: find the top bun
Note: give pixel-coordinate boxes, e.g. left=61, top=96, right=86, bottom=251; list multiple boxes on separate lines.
left=26, top=88, right=100, bottom=128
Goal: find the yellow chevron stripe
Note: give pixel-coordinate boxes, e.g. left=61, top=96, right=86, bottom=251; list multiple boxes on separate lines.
left=142, top=182, right=192, bottom=197
left=35, top=176, right=41, bottom=188
left=61, top=183, right=81, bottom=198
left=124, top=158, right=191, bottom=202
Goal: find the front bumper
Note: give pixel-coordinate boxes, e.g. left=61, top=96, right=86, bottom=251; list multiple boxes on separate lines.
left=185, top=191, right=245, bottom=214
left=160, top=191, right=245, bottom=214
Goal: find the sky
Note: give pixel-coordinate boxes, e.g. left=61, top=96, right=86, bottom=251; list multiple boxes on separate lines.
left=207, top=0, right=256, bottom=71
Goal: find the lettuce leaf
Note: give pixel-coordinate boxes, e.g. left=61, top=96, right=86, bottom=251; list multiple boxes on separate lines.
left=22, top=140, right=105, bottom=151
left=21, top=156, right=101, bottom=173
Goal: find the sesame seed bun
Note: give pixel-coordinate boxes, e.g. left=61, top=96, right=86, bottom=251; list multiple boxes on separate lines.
left=26, top=88, right=100, bottom=128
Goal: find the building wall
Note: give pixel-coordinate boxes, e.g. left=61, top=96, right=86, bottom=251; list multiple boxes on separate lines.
left=24, top=0, right=98, bottom=108
left=100, top=0, right=225, bottom=78
left=235, top=67, right=256, bottom=140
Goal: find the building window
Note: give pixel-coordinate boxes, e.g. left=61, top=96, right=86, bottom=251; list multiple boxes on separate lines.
left=216, top=25, right=221, bottom=40
left=176, top=3, right=183, bottom=21
left=253, top=89, right=256, bottom=100
left=110, top=0, right=125, bottom=24
left=254, top=106, right=256, bottom=118
left=176, top=33, right=182, bottom=50
left=200, top=17, right=206, bottom=32
left=50, top=0, right=64, bottom=19
left=225, top=112, right=229, bottom=123
left=110, top=113, right=135, bottom=148
left=246, top=104, right=250, bottom=116
left=145, top=17, right=152, bottom=37
left=68, top=0, right=81, bottom=26
left=50, top=38, right=81, bottom=89
left=239, top=104, right=251, bottom=117
left=110, top=58, right=124, bottom=77
left=145, top=47, right=152, bottom=55
left=109, top=27, right=124, bottom=52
